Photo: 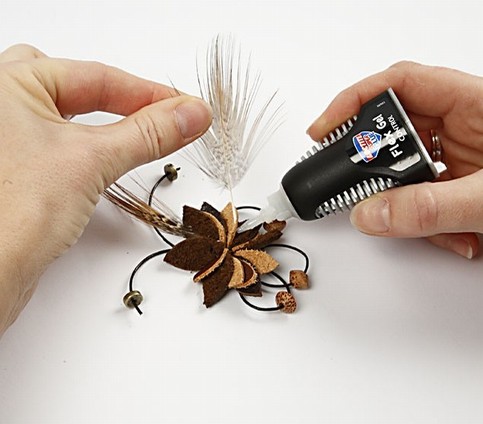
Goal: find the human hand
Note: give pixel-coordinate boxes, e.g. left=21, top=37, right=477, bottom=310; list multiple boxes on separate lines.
left=307, top=61, right=483, bottom=259
left=0, top=44, right=212, bottom=334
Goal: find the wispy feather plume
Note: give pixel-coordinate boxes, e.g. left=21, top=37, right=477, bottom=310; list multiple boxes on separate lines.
left=103, top=183, right=191, bottom=237
left=185, top=35, right=283, bottom=193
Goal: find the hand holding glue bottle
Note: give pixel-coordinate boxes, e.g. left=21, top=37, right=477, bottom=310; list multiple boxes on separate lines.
left=242, top=62, right=483, bottom=259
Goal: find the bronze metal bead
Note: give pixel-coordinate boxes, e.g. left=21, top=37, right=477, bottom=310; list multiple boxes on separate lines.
left=164, top=163, right=178, bottom=181
left=123, top=290, right=143, bottom=309
left=275, top=291, right=297, bottom=313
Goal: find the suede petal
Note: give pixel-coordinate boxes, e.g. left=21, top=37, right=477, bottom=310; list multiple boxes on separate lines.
left=183, top=205, right=225, bottom=242
left=232, top=230, right=282, bottom=251
left=202, top=254, right=235, bottom=307
left=237, top=280, right=262, bottom=297
left=234, top=249, right=279, bottom=274
left=164, top=237, right=224, bottom=271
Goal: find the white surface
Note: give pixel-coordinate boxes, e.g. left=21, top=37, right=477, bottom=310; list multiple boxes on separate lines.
left=2, top=1, right=483, bottom=423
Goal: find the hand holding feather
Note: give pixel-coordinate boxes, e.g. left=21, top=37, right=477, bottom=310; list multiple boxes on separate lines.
left=0, top=44, right=212, bottom=336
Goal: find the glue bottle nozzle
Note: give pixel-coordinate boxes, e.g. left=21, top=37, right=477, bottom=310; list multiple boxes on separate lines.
left=238, top=187, right=298, bottom=232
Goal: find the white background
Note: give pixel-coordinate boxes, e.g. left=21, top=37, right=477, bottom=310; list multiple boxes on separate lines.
left=1, top=1, right=483, bottom=423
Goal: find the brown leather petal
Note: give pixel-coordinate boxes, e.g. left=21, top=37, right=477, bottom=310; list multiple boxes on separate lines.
left=237, top=280, right=262, bottom=297
left=193, top=248, right=228, bottom=282
left=238, top=260, right=258, bottom=290
left=201, top=202, right=223, bottom=223
left=232, top=230, right=282, bottom=251
left=232, top=225, right=261, bottom=249
left=164, top=237, right=224, bottom=271
left=202, top=254, right=235, bottom=307
left=263, top=220, right=287, bottom=232
left=183, top=205, right=225, bottom=243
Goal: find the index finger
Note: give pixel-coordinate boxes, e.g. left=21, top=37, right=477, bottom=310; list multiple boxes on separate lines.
left=35, top=58, right=182, bottom=117
left=306, top=61, right=474, bottom=141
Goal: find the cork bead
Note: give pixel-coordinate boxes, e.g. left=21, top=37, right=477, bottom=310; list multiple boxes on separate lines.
left=290, top=270, right=309, bottom=289
left=275, top=291, right=297, bottom=313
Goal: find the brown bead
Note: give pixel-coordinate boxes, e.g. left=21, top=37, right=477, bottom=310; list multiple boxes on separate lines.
left=163, top=163, right=178, bottom=181
left=123, top=290, right=143, bottom=309
left=275, top=291, right=297, bottom=313
left=290, top=270, right=309, bottom=289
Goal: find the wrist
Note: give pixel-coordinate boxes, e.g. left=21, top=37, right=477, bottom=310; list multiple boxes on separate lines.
left=0, top=208, right=44, bottom=337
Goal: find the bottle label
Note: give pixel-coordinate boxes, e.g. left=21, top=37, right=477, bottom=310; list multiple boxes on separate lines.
left=352, top=130, right=382, bottom=163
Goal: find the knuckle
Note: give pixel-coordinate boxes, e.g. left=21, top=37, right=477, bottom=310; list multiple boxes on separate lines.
left=133, top=115, right=163, bottom=159
left=386, top=61, right=420, bottom=87
left=2, top=43, right=44, bottom=59
left=388, top=60, right=419, bottom=71
left=412, top=184, right=439, bottom=234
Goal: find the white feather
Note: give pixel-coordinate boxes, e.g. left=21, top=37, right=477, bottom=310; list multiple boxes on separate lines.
left=184, top=35, right=283, bottom=194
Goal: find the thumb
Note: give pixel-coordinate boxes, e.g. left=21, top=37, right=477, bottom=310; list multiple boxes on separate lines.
left=349, top=170, right=483, bottom=237
left=94, top=95, right=212, bottom=181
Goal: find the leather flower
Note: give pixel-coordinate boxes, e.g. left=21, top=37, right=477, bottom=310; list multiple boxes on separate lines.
left=164, top=202, right=284, bottom=307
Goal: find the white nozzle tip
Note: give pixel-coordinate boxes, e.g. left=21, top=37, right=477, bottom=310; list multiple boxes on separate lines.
left=237, top=187, right=298, bottom=232
left=238, top=207, right=277, bottom=232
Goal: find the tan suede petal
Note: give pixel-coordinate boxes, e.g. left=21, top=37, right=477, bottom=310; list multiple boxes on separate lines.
left=234, top=249, right=279, bottom=274
left=221, top=203, right=238, bottom=247
left=227, top=256, right=246, bottom=289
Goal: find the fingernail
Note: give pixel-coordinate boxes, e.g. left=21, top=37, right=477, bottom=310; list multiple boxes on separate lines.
left=350, top=197, right=390, bottom=234
left=175, top=99, right=212, bottom=140
left=450, top=239, right=474, bottom=259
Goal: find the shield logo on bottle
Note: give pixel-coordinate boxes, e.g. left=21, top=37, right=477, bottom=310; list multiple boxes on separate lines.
left=352, top=131, right=382, bottom=163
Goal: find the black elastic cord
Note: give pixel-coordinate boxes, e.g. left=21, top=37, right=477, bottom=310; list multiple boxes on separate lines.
left=128, top=248, right=171, bottom=315
left=261, top=271, right=292, bottom=292
left=236, top=205, right=261, bottom=212
left=266, top=243, right=310, bottom=273
left=235, top=208, right=310, bottom=311
left=238, top=293, right=284, bottom=312
left=127, top=188, right=309, bottom=314
left=147, top=168, right=181, bottom=248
